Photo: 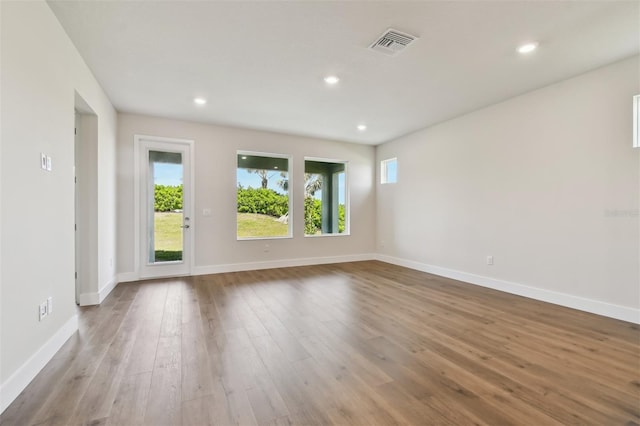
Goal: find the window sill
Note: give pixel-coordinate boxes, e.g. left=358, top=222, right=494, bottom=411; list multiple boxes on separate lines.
left=304, top=233, right=350, bottom=238
left=237, top=235, right=293, bottom=241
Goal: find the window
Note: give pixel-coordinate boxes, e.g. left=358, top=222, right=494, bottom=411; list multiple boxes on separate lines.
left=634, top=95, right=639, bottom=148
left=237, top=152, right=291, bottom=239
left=304, top=159, right=348, bottom=236
left=381, top=158, right=397, bottom=184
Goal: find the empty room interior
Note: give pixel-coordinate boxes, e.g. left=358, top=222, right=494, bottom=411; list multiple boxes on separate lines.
left=1, top=1, right=639, bottom=425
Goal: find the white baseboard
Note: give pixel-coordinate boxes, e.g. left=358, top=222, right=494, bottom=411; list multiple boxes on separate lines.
left=117, top=254, right=375, bottom=282
left=192, top=253, right=376, bottom=276
left=117, top=254, right=639, bottom=324
left=0, top=314, right=78, bottom=414
left=375, top=254, right=640, bottom=324
left=78, top=278, right=118, bottom=306
left=98, top=278, right=118, bottom=303
left=78, top=292, right=99, bottom=306
left=117, top=271, right=139, bottom=283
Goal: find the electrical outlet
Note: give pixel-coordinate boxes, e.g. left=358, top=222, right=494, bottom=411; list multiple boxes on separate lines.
left=486, top=256, right=494, bottom=265
left=47, top=297, right=53, bottom=314
left=39, top=302, right=47, bottom=321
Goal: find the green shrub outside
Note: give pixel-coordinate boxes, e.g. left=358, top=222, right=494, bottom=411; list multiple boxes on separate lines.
left=304, top=198, right=322, bottom=234
left=154, top=185, right=346, bottom=234
left=338, top=204, right=345, bottom=233
left=237, top=187, right=289, bottom=218
left=155, top=184, right=183, bottom=212
left=304, top=198, right=345, bottom=234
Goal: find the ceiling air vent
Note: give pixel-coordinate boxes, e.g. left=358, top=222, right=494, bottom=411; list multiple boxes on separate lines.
left=369, top=28, right=418, bottom=56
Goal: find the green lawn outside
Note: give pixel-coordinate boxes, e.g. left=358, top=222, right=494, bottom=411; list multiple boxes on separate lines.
left=153, top=212, right=288, bottom=261
left=154, top=212, right=183, bottom=261
left=237, top=213, right=288, bottom=238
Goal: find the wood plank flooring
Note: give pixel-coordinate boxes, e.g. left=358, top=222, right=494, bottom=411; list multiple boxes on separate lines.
left=1, top=261, right=638, bottom=425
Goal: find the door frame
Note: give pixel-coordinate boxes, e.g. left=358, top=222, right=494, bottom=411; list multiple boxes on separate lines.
left=74, top=111, right=80, bottom=304
left=134, top=134, right=195, bottom=279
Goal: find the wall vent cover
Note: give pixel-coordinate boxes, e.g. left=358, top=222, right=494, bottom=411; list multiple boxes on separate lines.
left=369, top=28, right=418, bottom=56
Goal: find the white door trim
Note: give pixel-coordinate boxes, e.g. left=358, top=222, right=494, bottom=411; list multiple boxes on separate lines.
left=134, top=134, right=195, bottom=279
left=74, top=112, right=80, bottom=304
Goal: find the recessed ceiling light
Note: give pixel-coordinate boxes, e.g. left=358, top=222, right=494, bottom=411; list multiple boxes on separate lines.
left=324, top=75, right=340, bottom=85
left=357, top=124, right=367, bottom=131
left=517, top=42, right=538, bottom=54
left=194, top=97, right=207, bottom=105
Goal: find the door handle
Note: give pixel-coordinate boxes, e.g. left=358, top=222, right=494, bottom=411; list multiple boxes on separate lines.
left=181, top=224, right=190, bottom=229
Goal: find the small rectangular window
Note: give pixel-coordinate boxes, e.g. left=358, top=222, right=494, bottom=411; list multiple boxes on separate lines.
left=304, top=158, right=348, bottom=236
left=237, top=152, right=291, bottom=239
left=634, top=95, right=639, bottom=148
left=381, top=158, right=397, bottom=184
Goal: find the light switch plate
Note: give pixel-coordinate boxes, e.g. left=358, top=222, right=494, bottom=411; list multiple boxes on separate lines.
left=41, top=153, right=47, bottom=170
left=46, top=156, right=52, bottom=171
left=39, top=302, right=47, bottom=321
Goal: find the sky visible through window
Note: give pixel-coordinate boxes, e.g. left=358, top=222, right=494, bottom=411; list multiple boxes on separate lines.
left=387, top=160, right=397, bottom=182
left=154, top=163, right=182, bottom=186
left=155, top=164, right=345, bottom=204
left=236, top=169, right=345, bottom=204
left=236, top=169, right=284, bottom=193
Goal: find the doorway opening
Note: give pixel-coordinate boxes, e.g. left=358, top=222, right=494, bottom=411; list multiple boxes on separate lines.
left=74, top=93, right=97, bottom=305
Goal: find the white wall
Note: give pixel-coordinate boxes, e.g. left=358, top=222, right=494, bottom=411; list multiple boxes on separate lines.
left=377, top=56, right=640, bottom=323
left=0, top=1, right=117, bottom=411
left=117, top=114, right=376, bottom=278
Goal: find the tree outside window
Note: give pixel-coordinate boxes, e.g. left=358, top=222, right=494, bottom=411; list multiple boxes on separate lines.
left=304, top=159, right=348, bottom=236
left=237, top=153, right=291, bottom=239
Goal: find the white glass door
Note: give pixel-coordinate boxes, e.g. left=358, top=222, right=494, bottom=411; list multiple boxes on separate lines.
left=137, top=136, right=193, bottom=279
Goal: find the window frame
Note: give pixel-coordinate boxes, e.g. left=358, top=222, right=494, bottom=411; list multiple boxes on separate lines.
left=236, top=150, right=293, bottom=240
left=380, top=157, right=398, bottom=184
left=303, top=156, right=350, bottom=237
left=634, top=95, right=639, bottom=148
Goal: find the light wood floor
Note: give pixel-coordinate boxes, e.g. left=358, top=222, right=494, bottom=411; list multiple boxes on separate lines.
left=1, top=261, right=639, bottom=425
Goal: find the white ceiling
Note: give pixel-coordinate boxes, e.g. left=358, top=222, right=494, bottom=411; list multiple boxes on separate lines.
left=48, top=1, right=639, bottom=145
